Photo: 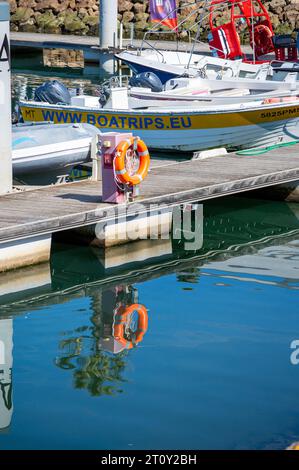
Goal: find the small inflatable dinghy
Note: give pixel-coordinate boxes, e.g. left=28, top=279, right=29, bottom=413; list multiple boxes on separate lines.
left=12, top=122, right=101, bottom=184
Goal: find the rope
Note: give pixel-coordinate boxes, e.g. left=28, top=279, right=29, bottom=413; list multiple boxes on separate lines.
left=236, top=140, right=299, bottom=156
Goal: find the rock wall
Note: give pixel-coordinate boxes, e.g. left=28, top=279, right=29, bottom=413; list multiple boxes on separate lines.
left=8, top=0, right=299, bottom=37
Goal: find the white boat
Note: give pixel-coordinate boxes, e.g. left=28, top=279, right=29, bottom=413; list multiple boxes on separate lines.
left=116, top=0, right=299, bottom=84
left=125, top=72, right=299, bottom=107
left=12, top=122, right=101, bottom=184
left=116, top=49, right=262, bottom=82
left=117, top=49, right=299, bottom=84
left=18, top=83, right=299, bottom=153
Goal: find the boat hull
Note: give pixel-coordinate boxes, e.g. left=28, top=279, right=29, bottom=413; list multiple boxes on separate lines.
left=119, top=58, right=179, bottom=83
left=19, top=101, right=299, bottom=153
left=115, top=50, right=261, bottom=83
left=12, top=123, right=100, bottom=184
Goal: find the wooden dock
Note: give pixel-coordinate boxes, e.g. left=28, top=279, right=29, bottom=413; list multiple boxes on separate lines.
left=10, top=31, right=211, bottom=53
left=0, top=147, right=298, bottom=245
left=10, top=31, right=254, bottom=63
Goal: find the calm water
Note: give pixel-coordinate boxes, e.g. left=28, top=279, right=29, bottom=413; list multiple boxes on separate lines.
left=1, top=57, right=299, bottom=450
left=11, top=50, right=110, bottom=111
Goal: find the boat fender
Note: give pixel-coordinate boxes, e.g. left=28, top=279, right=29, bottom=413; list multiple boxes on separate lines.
left=34, top=80, right=71, bottom=105
left=114, top=137, right=150, bottom=186
left=113, top=304, right=148, bottom=349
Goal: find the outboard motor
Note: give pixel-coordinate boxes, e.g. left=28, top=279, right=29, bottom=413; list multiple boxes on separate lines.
left=34, top=80, right=71, bottom=105
left=129, top=72, right=163, bottom=92
left=98, top=84, right=111, bottom=107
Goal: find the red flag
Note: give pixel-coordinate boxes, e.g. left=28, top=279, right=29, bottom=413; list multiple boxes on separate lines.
left=149, top=0, right=178, bottom=30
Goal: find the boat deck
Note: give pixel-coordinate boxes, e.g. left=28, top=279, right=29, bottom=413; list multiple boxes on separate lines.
left=0, top=146, right=298, bottom=244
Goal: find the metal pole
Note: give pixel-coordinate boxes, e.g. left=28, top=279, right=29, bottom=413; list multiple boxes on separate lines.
left=186, top=0, right=209, bottom=71
left=251, top=0, right=255, bottom=64
left=99, top=0, right=118, bottom=49
left=0, top=2, right=12, bottom=195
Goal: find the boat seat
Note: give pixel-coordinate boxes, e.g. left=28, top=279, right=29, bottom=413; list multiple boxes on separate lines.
left=212, top=88, right=251, bottom=97
left=252, top=65, right=271, bottom=81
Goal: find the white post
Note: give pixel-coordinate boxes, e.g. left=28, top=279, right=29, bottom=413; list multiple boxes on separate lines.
left=0, top=318, right=13, bottom=430
left=99, top=0, right=118, bottom=49
left=130, top=23, right=134, bottom=47
left=0, top=2, right=12, bottom=195
left=119, top=22, right=123, bottom=50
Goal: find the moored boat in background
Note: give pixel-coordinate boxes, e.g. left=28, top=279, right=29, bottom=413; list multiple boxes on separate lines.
left=12, top=122, right=101, bottom=184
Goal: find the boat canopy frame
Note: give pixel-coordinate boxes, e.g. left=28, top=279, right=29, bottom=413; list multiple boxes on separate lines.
left=132, top=1, right=275, bottom=69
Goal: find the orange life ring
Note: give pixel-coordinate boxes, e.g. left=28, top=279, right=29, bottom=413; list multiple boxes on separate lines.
left=114, top=137, right=150, bottom=186
left=113, top=304, right=148, bottom=350
left=252, top=24, right=274, bottom=58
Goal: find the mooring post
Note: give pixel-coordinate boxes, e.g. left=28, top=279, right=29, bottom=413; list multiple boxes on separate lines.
left=99, top=0, right=118, bottom=49
left=0, top=2, right=12, bottom=195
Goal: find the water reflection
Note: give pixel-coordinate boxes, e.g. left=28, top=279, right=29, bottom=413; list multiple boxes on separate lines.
left=0, top=318, right=13, bottom=432
left=55, top=285, right=148, bottom=397
left=0, top=197, right=298, bottom=435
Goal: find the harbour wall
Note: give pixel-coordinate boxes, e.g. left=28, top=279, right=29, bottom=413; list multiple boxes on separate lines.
left=8, top=0, right=298, bottom=38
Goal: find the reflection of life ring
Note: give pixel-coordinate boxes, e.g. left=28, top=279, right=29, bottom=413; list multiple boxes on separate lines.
left=252, top=24, right=274, bottom=58
left=287, top=441, right=299, bottom=450
left=114, top=137, right=150, bottom=186
left=113, top=304, right=148, bottom=350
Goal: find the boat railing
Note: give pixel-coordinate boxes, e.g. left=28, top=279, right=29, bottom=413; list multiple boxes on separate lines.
left=139, top=29, right=192, bottom=61
left=136, top=1, right=238, bottom=67
left=138, top=34, right=167, bottom=61
left=100, top=74, right=132, bottom=91
left=137, top=0, right=203, bottom=59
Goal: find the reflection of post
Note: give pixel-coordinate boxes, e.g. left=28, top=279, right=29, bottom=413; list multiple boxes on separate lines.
left=0, top=318, right=13, bottom=431
left=0, top=2, right=12, bottom=195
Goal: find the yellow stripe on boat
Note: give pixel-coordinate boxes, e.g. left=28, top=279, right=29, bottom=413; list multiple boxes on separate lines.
left=19, top=102, right=299, bottom=131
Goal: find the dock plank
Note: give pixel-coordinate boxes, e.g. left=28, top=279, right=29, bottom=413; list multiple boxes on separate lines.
left=0, top=148, right=298, bottom=243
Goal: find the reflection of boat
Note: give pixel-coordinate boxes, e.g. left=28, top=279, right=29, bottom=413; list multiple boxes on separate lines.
left=204, top=241, right=299, bottom=284
left=12, top=123, right=101, bottom=184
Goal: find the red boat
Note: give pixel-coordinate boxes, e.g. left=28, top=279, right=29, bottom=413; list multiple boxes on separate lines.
left=208, top=0, right=293, bottom=62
